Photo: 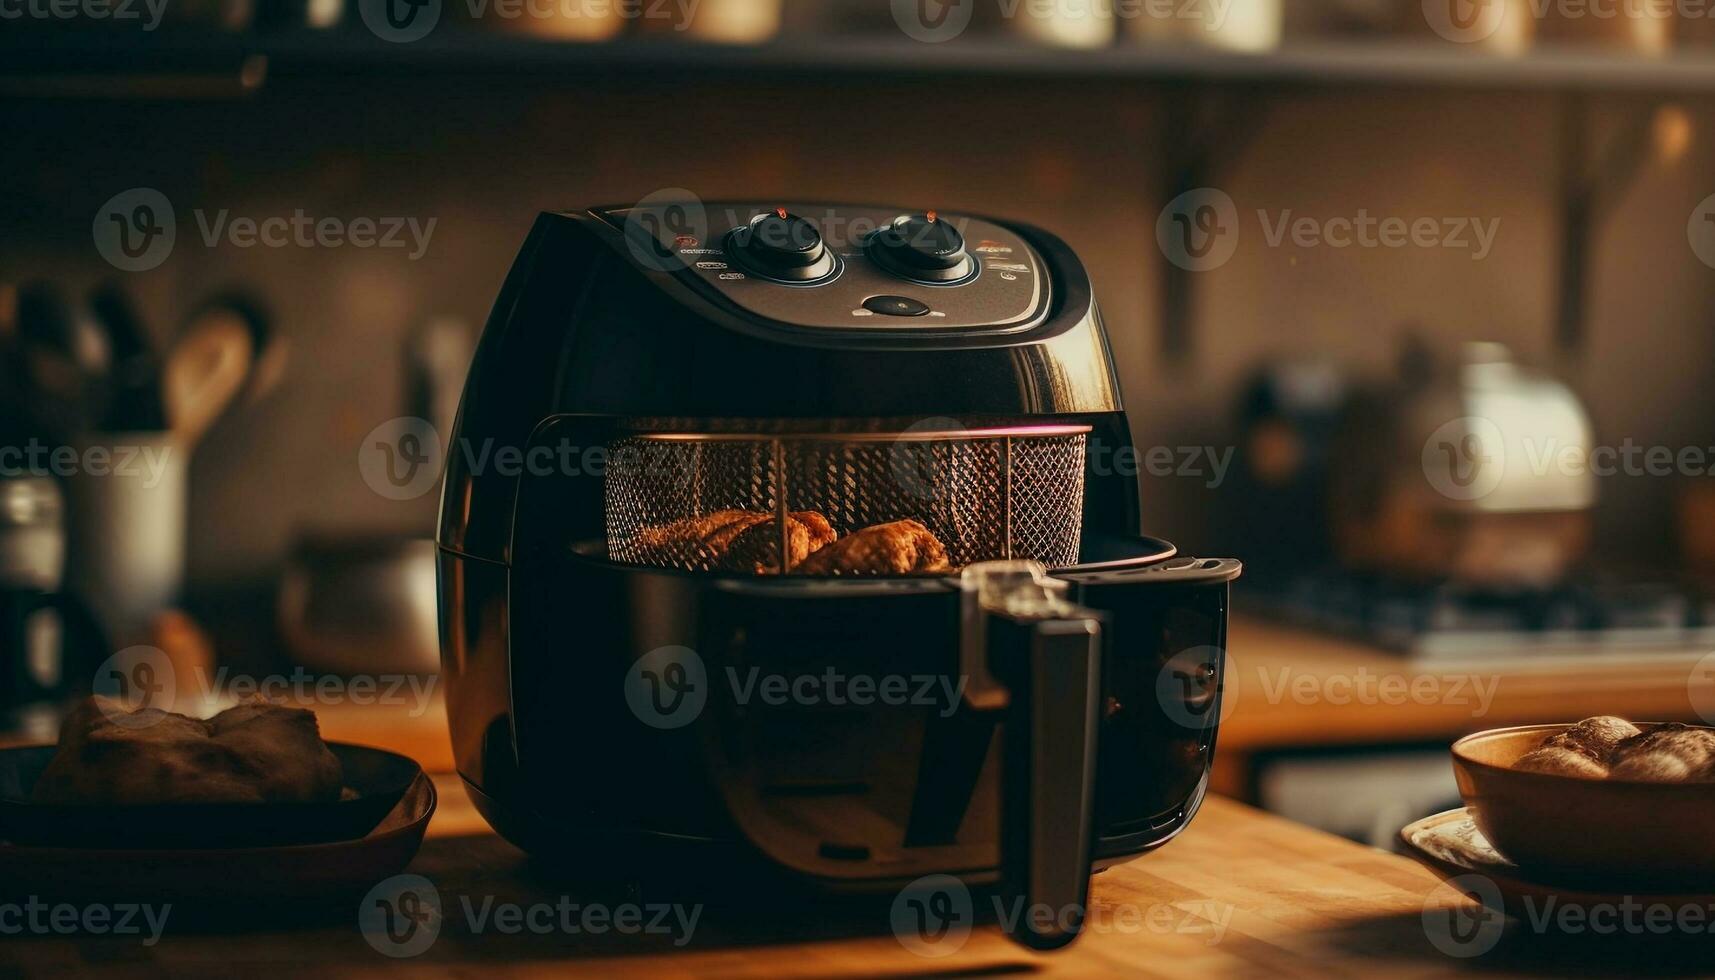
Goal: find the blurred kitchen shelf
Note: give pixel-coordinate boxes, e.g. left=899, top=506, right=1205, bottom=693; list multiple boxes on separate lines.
left=15, top=30, right=1715, bottom=95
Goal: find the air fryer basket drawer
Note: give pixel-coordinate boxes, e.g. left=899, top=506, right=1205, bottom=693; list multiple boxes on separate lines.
left=604, top=427, right=1089, bottom=575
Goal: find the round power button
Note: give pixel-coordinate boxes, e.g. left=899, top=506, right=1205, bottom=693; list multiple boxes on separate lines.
left=863, top=295, right=931, bottom=317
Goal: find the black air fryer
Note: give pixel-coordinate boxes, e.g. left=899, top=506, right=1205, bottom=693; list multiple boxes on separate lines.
left=436, top=202, right=1239, bottom=950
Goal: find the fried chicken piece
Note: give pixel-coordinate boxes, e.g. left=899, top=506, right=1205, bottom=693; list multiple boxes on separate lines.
left=791, top=510, right=838, bottom=553
left=796, top=519, right=951, bottom=576
left=633, top=509, right=766, bottom=568
left=32, top=696, right=343, bottom=805
left=721, top=511, right=840, bottom=574
left=634, top=509, right=838, bottom=572
left=1609, top=724, right=1715, bottom=782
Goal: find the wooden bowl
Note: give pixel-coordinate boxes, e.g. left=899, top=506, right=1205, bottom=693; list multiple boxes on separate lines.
left=1452, top=723, right=1715, bottom=886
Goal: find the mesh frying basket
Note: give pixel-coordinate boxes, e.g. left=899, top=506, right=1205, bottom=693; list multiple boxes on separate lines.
left=604, top=427, right=1089, bottom=575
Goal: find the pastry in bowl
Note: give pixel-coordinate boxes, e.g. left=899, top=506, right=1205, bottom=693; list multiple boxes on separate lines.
left=32, top=696, right=343, bottom=806
left=1513, top=715, right=1640, bottom=778
left=1452, top=719, right=1715, bottom=884
left=1609, top=724, right=1715, bottom=783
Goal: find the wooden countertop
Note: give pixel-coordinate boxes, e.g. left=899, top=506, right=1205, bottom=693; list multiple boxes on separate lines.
left=5, top=701, right=1711, bottom=976
left=8, top=774, right=1707, bottom=977
left=1219, top=615, right=1711, bottom=753
left=0, top=774, right=1625, bottom=978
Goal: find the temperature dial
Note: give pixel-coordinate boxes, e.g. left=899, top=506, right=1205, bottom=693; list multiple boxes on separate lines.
left=865, top=212, right=975, bottom=284
left=726, top=209, right=837, bottom=283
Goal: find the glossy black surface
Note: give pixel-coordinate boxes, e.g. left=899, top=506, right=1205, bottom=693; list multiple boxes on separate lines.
left=439, top=205, right=1121, bottom=565
left=434, top=200, right=1236, bottom=910
left=456, top=543, right=1231, bottom=885
left=862, top=295, right=930, bottom=317
left=612, top=203, right=1041, bottom=331
left=726, top=210, right=835, bottom=283
left=865, top=212, right=975, bottom=283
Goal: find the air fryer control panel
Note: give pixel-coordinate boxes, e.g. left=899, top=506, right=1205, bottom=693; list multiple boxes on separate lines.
left=599, top=203, right=1049, bottom=332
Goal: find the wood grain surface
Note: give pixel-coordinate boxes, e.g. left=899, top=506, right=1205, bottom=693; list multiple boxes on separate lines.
left=5, top=625, right=1712, bottom=979
left=1213, top=616, right=1713, bottom=796
left=5, top=775, right=1709, bottom=978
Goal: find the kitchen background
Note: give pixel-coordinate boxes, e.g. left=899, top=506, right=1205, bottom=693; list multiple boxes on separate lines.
left=6, top=0, right=1715, bottom=842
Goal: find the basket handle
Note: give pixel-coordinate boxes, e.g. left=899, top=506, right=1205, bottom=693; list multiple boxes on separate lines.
left=960, top=561, right=1102, bottom=951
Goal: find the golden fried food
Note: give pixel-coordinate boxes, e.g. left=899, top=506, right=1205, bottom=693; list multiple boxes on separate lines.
left=795, top=519, right=950, bottom=576
left=721, top=511, right=840, bottom=574
left=32, top=696, right=343, bottom=806
left=634, top=509, right=759, bottom=564
left=635, top=508, right=837, bottom=572
left=1609, top=724, right=1715, bottom=783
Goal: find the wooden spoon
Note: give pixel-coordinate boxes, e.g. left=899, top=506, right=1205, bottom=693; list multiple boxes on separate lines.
left=164, top=308, right=253, bottom=449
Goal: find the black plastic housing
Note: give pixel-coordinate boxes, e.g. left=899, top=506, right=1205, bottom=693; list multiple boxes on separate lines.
left=435, top=204, right=1236, bottom=906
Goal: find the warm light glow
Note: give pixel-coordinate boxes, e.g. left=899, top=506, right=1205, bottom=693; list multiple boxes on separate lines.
left=1653, top=104, right=1693, bottom=164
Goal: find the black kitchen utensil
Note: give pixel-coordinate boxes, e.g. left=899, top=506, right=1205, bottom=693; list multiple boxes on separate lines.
left=15, top=282, right=108, bottom=438
left=89, top=281, right=167, bottom=431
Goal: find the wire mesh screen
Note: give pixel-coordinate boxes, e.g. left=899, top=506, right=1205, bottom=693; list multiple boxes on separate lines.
left=605, top=429, right=1087, bottom=575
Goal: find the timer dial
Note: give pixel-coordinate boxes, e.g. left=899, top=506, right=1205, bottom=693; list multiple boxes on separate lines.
left=865, top=212, right=975, bottom=284
left=727, top=209, right=837, bottom=283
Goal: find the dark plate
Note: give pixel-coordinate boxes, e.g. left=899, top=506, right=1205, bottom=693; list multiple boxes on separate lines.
left=0, top=773, right=437, bottom=906
left=0, top=743, right=423, bottom=849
